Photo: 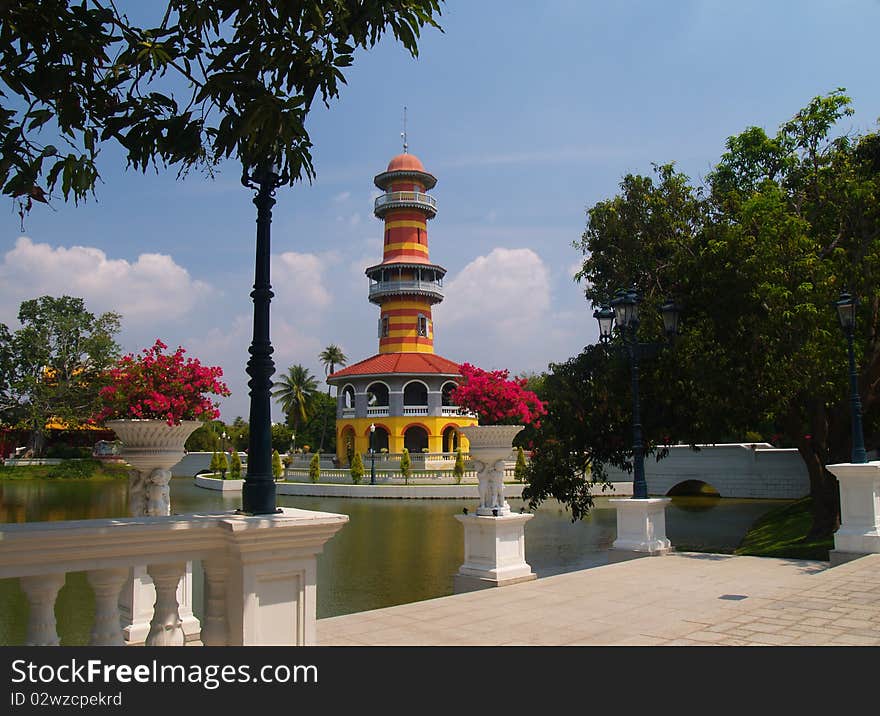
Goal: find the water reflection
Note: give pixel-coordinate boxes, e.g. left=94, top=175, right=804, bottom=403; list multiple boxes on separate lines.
left=0, top=477, right=787, bottom=644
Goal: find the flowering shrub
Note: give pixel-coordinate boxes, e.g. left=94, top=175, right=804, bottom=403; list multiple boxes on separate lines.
left=451, top=363, right=546, bottom=427
left=93, top=340, right=230, bottom=426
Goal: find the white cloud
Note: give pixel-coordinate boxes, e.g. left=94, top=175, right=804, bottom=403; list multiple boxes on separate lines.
left=0, top=237, right=211, bottom=327
left=272, top=251, right=335, bottom=315
left=332, top=191, right=351, bottom=203
left=434, top=247, right=594, bottom=373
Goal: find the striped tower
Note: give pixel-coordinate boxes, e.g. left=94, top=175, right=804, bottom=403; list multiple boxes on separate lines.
left=327, top=151, right=477, bottom=464
left=368, top=153, right=443, bottom=353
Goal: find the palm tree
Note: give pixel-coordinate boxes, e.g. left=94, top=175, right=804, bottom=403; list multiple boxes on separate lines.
left=271, top=364, right=318, bottom=432
left=318, top=344, right=348, bottom=451
left=319, top=344, right=348, bottom=394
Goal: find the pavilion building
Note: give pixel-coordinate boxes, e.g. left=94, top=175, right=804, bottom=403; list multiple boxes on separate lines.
left=327, top=151, right=476, bottom=464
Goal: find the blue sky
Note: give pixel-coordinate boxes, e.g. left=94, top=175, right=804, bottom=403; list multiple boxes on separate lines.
left=2, top=1, right=879, bottom=421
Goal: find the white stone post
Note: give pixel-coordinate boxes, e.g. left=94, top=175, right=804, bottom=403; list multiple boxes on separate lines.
left=218, top=509, right=348, bottom=646
left=453, top=512, right=536, bottom=592
left=201, top=558, right=229, bottom=646
left=827, top=461, right=880, bottom=565
left=609, top=498, right=672, bottom=561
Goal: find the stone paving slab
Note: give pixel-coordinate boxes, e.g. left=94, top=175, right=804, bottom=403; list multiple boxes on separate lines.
left=317, top=552, right=880, bottom=646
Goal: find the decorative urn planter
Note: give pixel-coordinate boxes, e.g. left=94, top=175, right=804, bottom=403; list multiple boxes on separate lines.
left=459, top=424, right=523, bottom=516
left=106, top=419, right=201, bottom=517
left=105, top=418, right=202, bottom=645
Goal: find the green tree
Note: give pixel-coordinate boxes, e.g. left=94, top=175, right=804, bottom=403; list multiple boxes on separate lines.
left=272, top=449, right=283, bottom=480
left=288, top=393, right=336, bottom=456
left=1, top=2, right=443, bottom=214
left=514, top=446, right=527, bottom=483
left=308, top=452, right=320, bottom=483
left=349, top=450, right=364, bottom=485
left=270, top=422, right=293, bottom=453
left=218, top=451, right=229, bottom=479
left=318, top=344, right=348, bottom=451
left=453, top=446, right=465, bottom=484
left=400, top=447, right=411, bottom=485
left=271, top=364, right=318, bottom=432
left=230, top=450, right=242, bottom=479
left=528, top=91, right=880, bottom=537
left=0, top=296, right=121, bottom=455
left=209, top=450, right=222, bottom=476
left=185, top=420, right=223, bottom=452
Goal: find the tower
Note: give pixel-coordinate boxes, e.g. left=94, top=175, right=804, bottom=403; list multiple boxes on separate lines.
left=368, top=153, right=444, bottom=354
left=327, top=151, right=476, bottom=465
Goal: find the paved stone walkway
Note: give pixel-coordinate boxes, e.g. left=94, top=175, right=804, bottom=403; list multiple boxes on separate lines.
left=317, top=552, right=880, bottom=646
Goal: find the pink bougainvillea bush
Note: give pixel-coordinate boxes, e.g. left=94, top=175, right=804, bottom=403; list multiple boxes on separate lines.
left=93, top=340, right=230, bottom=426
left=450, top=362, right=546, bottom=427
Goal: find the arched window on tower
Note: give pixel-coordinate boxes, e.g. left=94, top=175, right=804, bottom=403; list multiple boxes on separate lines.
left=417, top=314, right=427, bottom=337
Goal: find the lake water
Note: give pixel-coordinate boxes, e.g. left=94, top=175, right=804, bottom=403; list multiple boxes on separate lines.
left=0, top=477, right=787, bottom=645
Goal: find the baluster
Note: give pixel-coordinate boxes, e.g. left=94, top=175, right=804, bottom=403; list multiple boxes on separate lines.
left=201, top=559, right=229, bottom=646
left=20, top=574, right=65, bottom=646
left=146, top=563, right=186, bottom=646
left=86, top=568, right=128, bottom=646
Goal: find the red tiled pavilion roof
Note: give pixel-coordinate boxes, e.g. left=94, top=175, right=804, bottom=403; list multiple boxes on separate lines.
left=327, top=352, right=461, bottom=382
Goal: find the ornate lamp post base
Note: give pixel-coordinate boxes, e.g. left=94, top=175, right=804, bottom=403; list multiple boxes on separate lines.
left=453, top=512, right=536, bottom=592
left=827, top=461, right=880, bottom=565
left=608, top=498, right=672, bottom=562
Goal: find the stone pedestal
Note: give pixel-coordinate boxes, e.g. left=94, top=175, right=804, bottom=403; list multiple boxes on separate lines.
left=609, top=498, right=672, bottom=560
left=827, top=461, right=880, bottom=565
left=454, top=512, right=536, bottom=592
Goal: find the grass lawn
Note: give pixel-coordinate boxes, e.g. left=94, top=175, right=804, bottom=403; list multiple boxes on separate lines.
left=735, top=496, right=833, bottom=561
left=0, top=459, right=128, bottom=480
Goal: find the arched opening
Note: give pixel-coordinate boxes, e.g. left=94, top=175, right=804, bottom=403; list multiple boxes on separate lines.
left=666, top=480, right=721, bottom=498
left=403, top=381, right=428, bottom=406
left=441, top=381, right=458, bottom=406
left=404, top=425, right=429, bottom=453
left=366, top=382, right=389, bottom=406
left=368, top=425, right=389, bottom=453
left=341, top=385, right=355, bottom=410
left=442, top=426, right=459, bottom=453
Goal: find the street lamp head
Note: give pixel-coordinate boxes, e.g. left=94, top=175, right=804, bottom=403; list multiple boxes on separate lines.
left=660, top=298, right=681, bottom=338
left=593, top=304, right=615, bottom=342
left=835, top=291, right=857, bottom=333
left=611, top=287, right=640, bottom=330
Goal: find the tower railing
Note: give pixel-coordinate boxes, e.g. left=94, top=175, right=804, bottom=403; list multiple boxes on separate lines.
left=374, top=191, right=437, bottom=217
left=369, top=279, right=444, bottom=300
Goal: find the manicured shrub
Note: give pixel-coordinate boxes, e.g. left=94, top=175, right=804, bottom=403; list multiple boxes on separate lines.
left=514, top=446, right=527, bottom=482
left=230, top=450, right=242, bottom=479
left=350, top=451, right=364, bottom=484
left=309, top=452, right=320, bottom=483
left=400, top=447, right=411, bottom=485
left=453, top=447, right=465, bottom=484
left=272, top=449, right=283, bottom=479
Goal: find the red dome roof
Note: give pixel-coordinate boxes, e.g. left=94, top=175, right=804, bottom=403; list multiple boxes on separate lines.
left=386, top=153, right=426, bottom=172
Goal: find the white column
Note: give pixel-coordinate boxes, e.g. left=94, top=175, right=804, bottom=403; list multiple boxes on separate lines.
left=609, top=498, right=672, bottom=559
left=146, top=562, right=186, bottom=647
left=86, top=568, right=128, bottom=646
left=454, top=512, right=536, bottom=592
left=20, top=573, right=65, bottom=646
left=201, top=559, right=229, bottom=646
left=828, top=462, right=880, bottom=563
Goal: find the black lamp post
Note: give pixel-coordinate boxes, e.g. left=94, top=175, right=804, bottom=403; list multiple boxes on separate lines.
left=369, top=423, right=376, bottom=485
left=835, top=291, right=868, bottom=464
left=595, top=286, right=680, bottom=500
left=240, top=160, right=285, bottom=515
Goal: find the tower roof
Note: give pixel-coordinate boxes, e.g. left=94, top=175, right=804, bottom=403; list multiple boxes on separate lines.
left=374, top=152, right=437, bottom=191
left=327, top=352, right=461, bottom=383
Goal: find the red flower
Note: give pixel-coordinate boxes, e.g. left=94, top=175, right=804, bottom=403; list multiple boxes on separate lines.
left=92, top=339, right=230, bottom=426
left=450, top=363, right=546, bottom=426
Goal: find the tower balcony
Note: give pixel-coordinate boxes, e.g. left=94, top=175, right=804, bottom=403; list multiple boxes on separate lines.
left=374, top=191, right=437, bottom=219
left=369, top=279, right=444, bottom=304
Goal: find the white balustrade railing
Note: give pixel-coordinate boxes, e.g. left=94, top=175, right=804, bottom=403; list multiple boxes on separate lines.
left=369, top=280, right=443, bottom=298
left=402, top=406, right=429, bottom=416
left=0, top=509, right=347, bottom=646
left=341, top=408, right=356, bottom=418
left=441, top=405, right=461, bottom=416
left=374, top=191, right=437, bottom=213
left=367, top=406, right=389, bottom=417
